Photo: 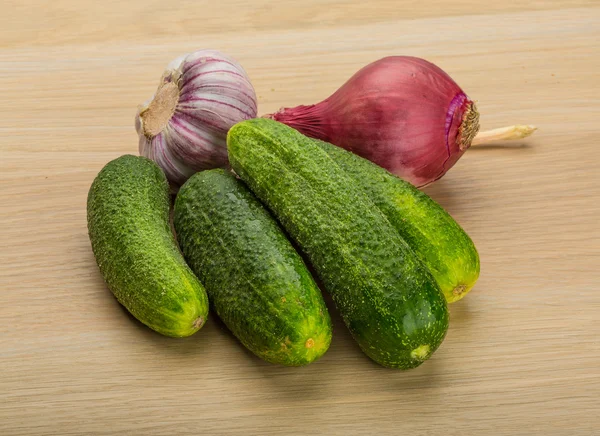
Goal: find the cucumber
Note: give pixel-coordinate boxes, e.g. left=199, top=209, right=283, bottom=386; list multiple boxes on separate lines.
left=315, top=140, right=480, bottom=303
left=174, top=169, right=331, bottom=366
left=87, top=155, right=209, bottom=337
left=227, top=119, right=448, bottom=369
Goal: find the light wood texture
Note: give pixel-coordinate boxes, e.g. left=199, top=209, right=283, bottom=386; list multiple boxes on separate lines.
left=1, top=2, right=599, bottom=435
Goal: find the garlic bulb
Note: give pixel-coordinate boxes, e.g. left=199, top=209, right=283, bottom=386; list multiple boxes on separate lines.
left=135, top=50, right=257, bottom=186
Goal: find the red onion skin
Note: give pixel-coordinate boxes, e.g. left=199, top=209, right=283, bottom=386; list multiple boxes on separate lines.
left=268, top=56, right=477, bottom=187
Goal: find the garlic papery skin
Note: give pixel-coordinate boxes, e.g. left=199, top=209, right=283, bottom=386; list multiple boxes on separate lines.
left=136, top=49, right=257, bottom=186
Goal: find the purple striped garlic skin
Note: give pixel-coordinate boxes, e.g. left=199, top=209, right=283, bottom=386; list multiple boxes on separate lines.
left=136, top=50, right=257, bottom=187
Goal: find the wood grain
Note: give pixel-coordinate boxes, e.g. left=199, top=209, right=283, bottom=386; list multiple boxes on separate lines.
left=1, top=1, right=599, bottom=435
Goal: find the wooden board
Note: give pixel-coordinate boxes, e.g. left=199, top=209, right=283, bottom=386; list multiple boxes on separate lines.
left=1, top=1, right=598, bottom=434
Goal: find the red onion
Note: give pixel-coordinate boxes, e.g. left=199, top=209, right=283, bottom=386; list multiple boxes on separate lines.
left=266, top=56, right=534, bottom=187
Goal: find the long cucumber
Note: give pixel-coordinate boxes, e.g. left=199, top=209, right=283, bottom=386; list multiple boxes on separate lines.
left=87, top=155, right=209, bottom=337
left=227, top=118, right=448, bottom=369
left=315, top=139, right=480, bottom=303
left=174, top=169, right=332, bottom=366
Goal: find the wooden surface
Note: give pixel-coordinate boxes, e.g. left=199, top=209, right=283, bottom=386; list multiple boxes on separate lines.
left=1, top=1, right=599, bottom=435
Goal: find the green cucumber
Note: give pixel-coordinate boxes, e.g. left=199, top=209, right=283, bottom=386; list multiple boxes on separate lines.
left=174, top=169, right=332, bottom=366
left=227, top=119, right=448, bottom=369
left=87, top=155, right=209, bottom=337
left=315, top=140, right=480, bottom=303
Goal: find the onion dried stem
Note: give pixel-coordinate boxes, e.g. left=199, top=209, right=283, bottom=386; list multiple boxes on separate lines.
left=472, top=125, right=537, bottom=146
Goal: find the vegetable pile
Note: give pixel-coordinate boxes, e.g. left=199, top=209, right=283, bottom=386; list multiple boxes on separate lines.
left=88, top=49, right=535, bottom=369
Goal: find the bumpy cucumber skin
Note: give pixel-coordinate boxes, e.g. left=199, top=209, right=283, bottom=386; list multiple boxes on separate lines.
left=174, top=169, right=332, bottom=366
left=315, top=140, right=480, bottom=303
left=227, top=119, right=449, bottom=369
left=87, top=155, right=209, bottom=337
